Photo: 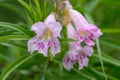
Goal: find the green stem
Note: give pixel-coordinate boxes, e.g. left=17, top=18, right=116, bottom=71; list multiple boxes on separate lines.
left=96, top=39, right=108, bottom=80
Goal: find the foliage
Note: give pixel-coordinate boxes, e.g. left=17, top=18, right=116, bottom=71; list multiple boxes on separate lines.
left=0, top=0, right=120, bottom=80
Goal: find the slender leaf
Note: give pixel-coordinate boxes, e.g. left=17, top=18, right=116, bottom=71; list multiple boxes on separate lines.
left=0, top=35, right=29, bottom=42
left=0, top=53, right=38, bottom=80
left=17, top=0, right=31, bottom=12
left=73, top=68, right=96, bottom=80
left=100, top=39, right=120, bottom=50
left=96, top=39, right=108, bottom=80
left=34, top=0, right=42, bottom=20
left=101, top=29, right=120, bottom=33
left=0, top=42, right=27, bottom=49
left=94, top=53, right=120, bottom=67
left=0, top=22, right=32, bottom=37
left=89, top=68, right=118, bottom=80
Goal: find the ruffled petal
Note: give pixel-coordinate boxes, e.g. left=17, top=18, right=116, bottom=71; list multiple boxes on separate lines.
left=62, top=55, right=74, bottom=71
left=82, top=46, right=94, bottom=56
left=31, top=22, right=46, bottom=35
left=45, top=14, right=56, bottom=24
left=85, top=37, right=95, bottom=46
left=38, top=40, right=49, bottom=57
left=67, top=51, right=78, bottom=60
left=77, top=54, right=88, bottom=70
left=76, top=46, right=92, bottom=70
left=62, top=52, right=77, bottom=71
left=28, top=36, right=40, bottom=53
left=88, top=24, right=103, bottom=40
left=82, top=57, right=89, bottom=67
left=77, top=56, right=84, bottom=70
left=50, top=36, right=61, bottom=57
left=28, top=36, right=49, bottom=57
left=47, top=22, right=62, bottom=37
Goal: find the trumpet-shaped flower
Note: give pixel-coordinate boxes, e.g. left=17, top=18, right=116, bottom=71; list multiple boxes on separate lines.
left=62, top=23, right=80, bottom=71
left=62, top=50, right=77, bottom=71
left=61, top=1, right=100, bottom=71
left=69, top=9, right=103, bottom=46
left=67, top=23, right=81, bottom=50
left=62, top=45, right=94, bottom=71
left=28, top=14, right=62, bottom=57
left=62, top=1, right=103, bottom=46
left=76, top=46, right=93, bottom=70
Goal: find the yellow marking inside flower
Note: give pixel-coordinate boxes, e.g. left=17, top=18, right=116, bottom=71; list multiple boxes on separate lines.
left=41, top=28, right=51, bottom=40
left=47, top=28, right=51, bottom=39
left=79, top=30, right=88, bottom=36
left=62, top=9, right=69, bottom=15
left=62, top=9, right=72, bottom=25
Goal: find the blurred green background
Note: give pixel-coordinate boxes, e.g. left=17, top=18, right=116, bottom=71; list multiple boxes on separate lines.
left=0, top=0, right=120, bottom=80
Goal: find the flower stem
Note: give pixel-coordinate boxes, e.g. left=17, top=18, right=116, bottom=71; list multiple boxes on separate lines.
left=96, top=39, right=108, bottom=80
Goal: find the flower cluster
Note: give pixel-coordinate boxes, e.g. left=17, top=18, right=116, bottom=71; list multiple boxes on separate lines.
left=28, top=0, right=103, bottom=71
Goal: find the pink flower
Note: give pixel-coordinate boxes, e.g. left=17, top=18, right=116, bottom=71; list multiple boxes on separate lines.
left=62, top=51, right=77, bottom=71
left=69, top=9, right=103, bottom=46
left=61, top=1, right=99, bottom=71
left=62, top=45, right=93, bottom=71
left=28, top=14, right=62, bottom=57
left=62, top=23, right=80, bottom=71
left=62, top=1, right=103, bottom=46
left=67, top=23, right=81, bottom=50
left=76, top=46, right=93, bottom=70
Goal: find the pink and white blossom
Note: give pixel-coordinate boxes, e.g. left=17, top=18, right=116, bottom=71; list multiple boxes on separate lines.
left=62, top=51, right=77, bottom=71
left=28, top=14, right=62, bottom=57
left=62, top=23, right=80, bottom=71
left=76, top=46, right=93, bottom=70
left=62, top=0, right=101, bottom=71
left=63, top=1, right=103, bottom=46
left=69, top=9, right=103, bottom=46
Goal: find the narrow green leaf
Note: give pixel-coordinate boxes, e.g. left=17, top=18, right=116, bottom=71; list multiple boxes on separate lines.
left=0, top=53, right=38, bottom=80
left=0, top=53, right=10, bottom=62
left=34, top=0, right=42, bottom=20
left=101, top=0, right=120, bottom=6
left=85, top=0, right=100, bottom=13
left=100, top=39, right=120, bottom=50
left=101, top=29, right=120, bottom=33
left=28, top=0, right=38, bottom=23
left=0, top=35, right=29, bottom=42
left=73, top=68, right=96, bottom=80
left=0, top=42, right=27, bottom=49
left=26, top=12, right=34, bottom=25
left=0, top=22, right=32, bottom=37
left=89, top=68, right=118, bottom=80
left=94, top=53, right=120, bottom=67
left=96, top=39, right=108, bottom=80
left=0, top=2, right=27, bottom=22
left=17, top=0, right=31, bottom=12
left=0, top=29, right=15, bottom=36
left=0, top=22, right=24, bottom=33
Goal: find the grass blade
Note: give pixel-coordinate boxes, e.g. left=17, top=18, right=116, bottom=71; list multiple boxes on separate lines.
left=17, top=0, right=31, bottom=12
left=34, top=0, right=42, bottom=20
left=96, top=39, right=108, bottom=80
left=0, top=22, right=33, bottom=37
left=0, top=35, right=29, bottom=42
left=94, top=53, right=120, bottom=67
left=0, top=53, right=38, bottom=80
